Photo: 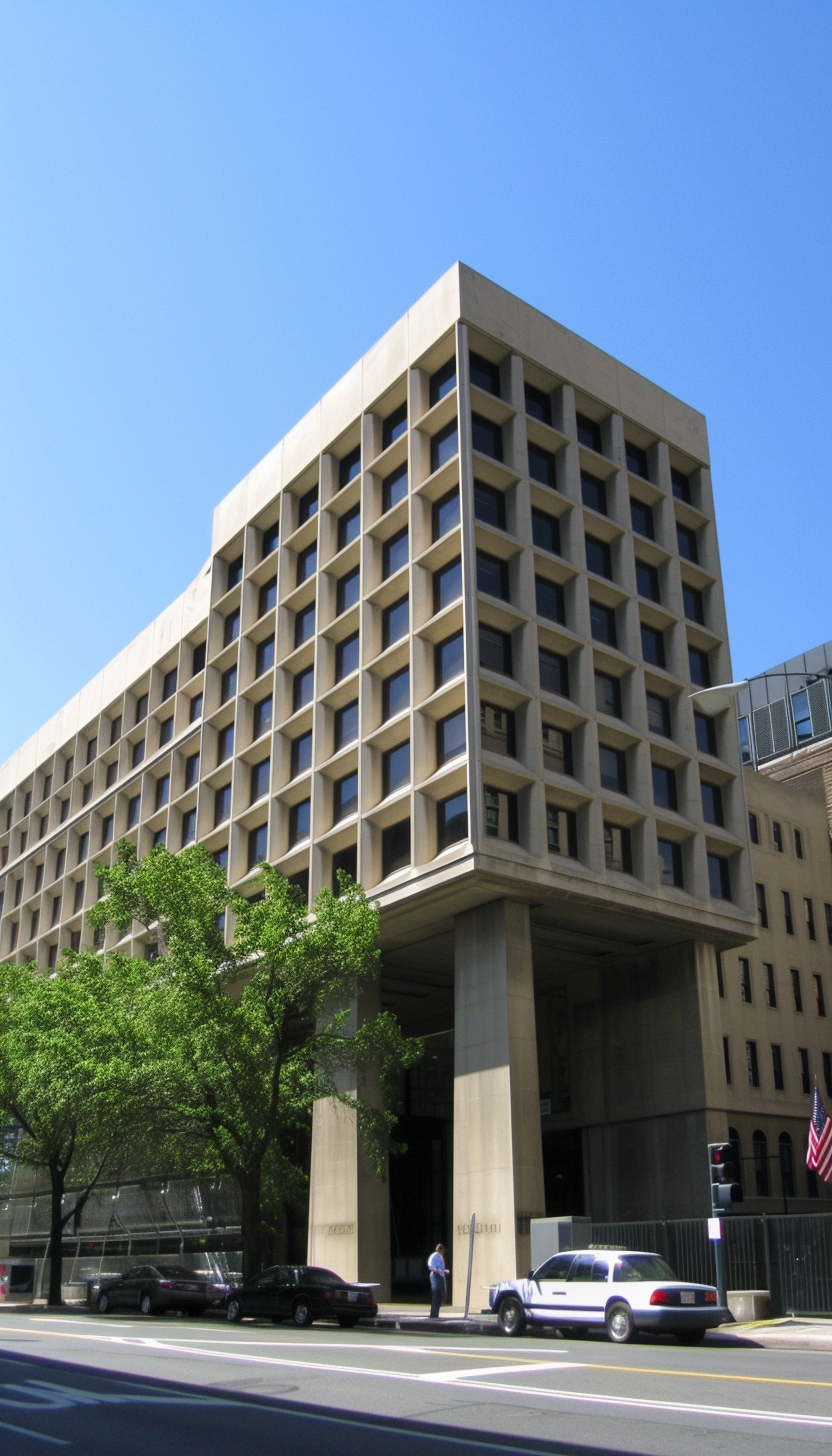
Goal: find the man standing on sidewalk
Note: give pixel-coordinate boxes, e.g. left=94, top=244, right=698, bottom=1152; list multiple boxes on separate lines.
left=428, top=1244, right=447, bottom=1318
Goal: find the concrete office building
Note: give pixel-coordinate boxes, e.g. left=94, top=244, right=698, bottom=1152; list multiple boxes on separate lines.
left=717, top=769, right=832, bottom=1211
left=0, top=265, right=762, bottom=1299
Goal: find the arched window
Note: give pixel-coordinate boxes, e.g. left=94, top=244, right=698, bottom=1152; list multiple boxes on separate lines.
left=728, top=1127, right=743, bottom=1197
left=779, top=1132, right=795, bottom=1198
left=752, top=1130, right=769, bottom=1196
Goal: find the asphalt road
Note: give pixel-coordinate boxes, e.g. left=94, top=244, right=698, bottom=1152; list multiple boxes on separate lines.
left=0, top=1311, right=829, bottom=1455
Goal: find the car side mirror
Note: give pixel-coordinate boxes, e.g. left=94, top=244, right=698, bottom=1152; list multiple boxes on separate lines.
left=528, top=1270, right=534, bottom=1280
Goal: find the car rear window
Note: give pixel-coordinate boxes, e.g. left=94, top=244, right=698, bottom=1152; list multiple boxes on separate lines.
left=154, top=1266, right=202, bottom=1280
left=299, top=1267, right=346, bottom=1286
left=612, top=1254, right=677, bottom=1282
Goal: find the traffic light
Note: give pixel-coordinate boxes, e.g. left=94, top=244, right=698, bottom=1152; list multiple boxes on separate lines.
left=708, top=1142, right=743, bottom=1211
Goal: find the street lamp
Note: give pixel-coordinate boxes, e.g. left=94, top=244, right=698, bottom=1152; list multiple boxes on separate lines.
left=689, top=668, right=832, bottom=714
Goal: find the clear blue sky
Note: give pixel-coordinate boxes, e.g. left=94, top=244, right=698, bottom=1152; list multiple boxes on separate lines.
left=1, top=1, right=829, bottom=766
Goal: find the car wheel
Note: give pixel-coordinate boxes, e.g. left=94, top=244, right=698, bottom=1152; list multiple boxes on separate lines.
left=605, top=1302, right=636, bottom=1344
left=140, top=1293, right=156, bottom=1316
left=226, top=1298, right=243, bottom=1323
left=97, top=1291, right=112, bottom=1314
left=292, top=1299, right=314, bottom=1328
left=676, top=1328, right=706, bottom=1345
left=497, top=1296, right=526, bottom=1337
left=337, top=1316, right=359, bottom=1329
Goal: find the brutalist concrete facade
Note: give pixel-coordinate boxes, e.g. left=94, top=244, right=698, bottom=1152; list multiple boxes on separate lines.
left=0, top=265, right=760, bottom=1298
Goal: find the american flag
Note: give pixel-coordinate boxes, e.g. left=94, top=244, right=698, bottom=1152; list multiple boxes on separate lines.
left=807, top=1087, right=832, bottom=1182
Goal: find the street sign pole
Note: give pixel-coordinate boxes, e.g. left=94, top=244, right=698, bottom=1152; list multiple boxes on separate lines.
left=463, top=1213, right=475, bottom=1320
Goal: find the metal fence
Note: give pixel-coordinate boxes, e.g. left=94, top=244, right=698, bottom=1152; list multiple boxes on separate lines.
left=593, top=1213, right=832, bottom=1316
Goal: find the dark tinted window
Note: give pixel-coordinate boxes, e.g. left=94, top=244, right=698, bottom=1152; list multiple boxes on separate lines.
left=297, top=543, right=317, bottom=584
left=192, top=641, right=206, bottom=676
left=585, top=535, right=612, bottom=579
left=383, top=597, right=409, bottom=647
left=382, top=462, right=408, bottom=514
left=434, top=558, right=462, bottom=613
left=262, top=521, right=279, bottom=558
left=383, top=666, right=410, bottom=719
left=472, top=413, right=503, bottom=461
left=599, top=745, right=627, bottom=794
left=576, top=413, right=602, bottom=452
left=630, top=498, right=654, bottom=539
left=293, top=667, right=314, bottom=712
left=248, top=823, right=268, bottom=869
left=476, top=551, right=509, bottom=601
left=531, top=508, right=560, bottom=555
left=298, top=486, right=318, bottom=524
left=677, top=524, right=698, bottom=562
left=382, top=741, right=410, bottom=796
left=332, top=847, right=356, bottom=893
left=253, top=697, right=273, bottom=740
left=524, top=382, right=552, bottom=424
left=335, top=633, right=360, bottom=681
left=251, top=759, right=270, bottom=803
left=694, top=712, right=717, bottom=754
left=652, top=763, right=677, bottom=810
left=528, top=441, right=557, bottom=486
left=339, top=447, right=361, bottom=489
left=337, top=567, right=360, bottom=616
left=483, top=786, right=518, bottom=841
left=224, top=608, right=241, bottom=647
left=295, top=603, right=315, bottom=648
left=671, top=467, right=692, bottom=502
left=437, top=709, right=466, bottom=765
left=539, top=648, right=568, bottom=698
left=708, top=853, right=731, bottom=900
left=431, top=420, right=458, bottom=472
left=438, top=791, right=468, bottom=850
left=227, top=555, right=243, bottom=590
left=429, top=357, right=456, bottom=406
left=382, top=819, right=410, bottom=876
left=625, top=441, right=649, bottom=479
left=334, top=772, right=358, bottom=821
left=535, top=576, right=565, bottom=624
left=658, top=839, right=683, bottom=887
left=436, top=632, right=464, bottom=686
left=646, top=692, right=672, bottom=737
left=688, top=647, right=711, bottom=688
left=382, top=401, right=407, bottom=450
left=480, top=625, right=512, bottom=676
left=338, top=504, right=361, bottom=551
left=641, top=624, right=665, bottom=669
left=474, top=480, right=506, bottom=529
left=590, top=601, right=616, bottom=647
left=604, top=822, right=632, bottom=873
left=334, top=700, right=359, bottom=750
left=469, top=352, right=500, bottom=396
left=256, top=636, right=275, bottom=678
left=259, top=577, right=277, bottom=617
left=221, top=666, right=237, bottom=704
left=701, top=781, right=724, bottom=826
left=289, top=799, right=311, bottom=844
left=683, top=584, right=705, bottom=624
left=581, top=471, right=606, bottom=514
left=383, top=528, right=409, bottom=579
left=636, top=560, right=660, bottom=601
left=595, top=671, right=621, bottom=717
left=291, top=732, right=312, bottom=777
left=433, top=488, right=460, bottom=540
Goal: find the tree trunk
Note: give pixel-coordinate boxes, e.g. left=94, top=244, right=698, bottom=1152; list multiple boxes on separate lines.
left=239, top=1166, right=264, bottom=1284
left=47, top=1163, right=66, bottom=1307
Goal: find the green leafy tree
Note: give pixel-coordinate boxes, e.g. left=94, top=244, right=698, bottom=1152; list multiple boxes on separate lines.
left=89, top=843, right=422, bottom=1280
left=0, top=951, right=151, bottom=1306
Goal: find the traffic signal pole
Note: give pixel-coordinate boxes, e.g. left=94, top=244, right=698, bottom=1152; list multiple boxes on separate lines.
left=707, top=1142, right=742, bottom=1310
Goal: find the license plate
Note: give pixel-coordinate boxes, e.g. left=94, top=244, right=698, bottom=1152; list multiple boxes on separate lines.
left=680, top=1291, right=695, bottom=1305
left=347, top=1290, right=358, bottom=1302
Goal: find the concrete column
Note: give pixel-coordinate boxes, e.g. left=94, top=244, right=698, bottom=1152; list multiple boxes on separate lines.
left=307, top=984, right=391, bottom=1298
left=452, top=899, right=545, bottom=1301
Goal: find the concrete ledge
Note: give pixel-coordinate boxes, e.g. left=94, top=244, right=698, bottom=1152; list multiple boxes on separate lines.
left=728, top=1290, right=772, bottom=1322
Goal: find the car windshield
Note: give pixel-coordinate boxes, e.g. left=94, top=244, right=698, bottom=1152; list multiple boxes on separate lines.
left=299, top=1268, right=346, bottom=1286
left=154, top=1266, right=203, bottom=1280
left=612, top=1254, right=677, bottom=1282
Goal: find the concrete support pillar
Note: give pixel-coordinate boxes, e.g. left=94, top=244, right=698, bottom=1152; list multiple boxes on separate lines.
left=452, top=899, right=545, bottom=1302
left=306, top=984, right=391, bottom=1299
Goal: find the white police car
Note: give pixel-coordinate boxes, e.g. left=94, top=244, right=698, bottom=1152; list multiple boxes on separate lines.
left=488, top=1248, right=728, bottom=1343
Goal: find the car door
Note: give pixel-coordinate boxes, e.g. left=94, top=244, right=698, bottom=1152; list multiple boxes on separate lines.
left=565, top=1254, right=608, bottom=1324
left=528, top=1253, right=575, bottom=1325
left=244, top=1270, right=279, bottom=1316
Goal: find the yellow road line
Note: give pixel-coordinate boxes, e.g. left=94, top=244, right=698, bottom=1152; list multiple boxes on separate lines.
left=580, top=1362, right=832, bottom=1388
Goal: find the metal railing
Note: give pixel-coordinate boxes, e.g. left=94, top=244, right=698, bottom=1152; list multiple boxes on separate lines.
left=593, top=1213, right=832, bottom=1315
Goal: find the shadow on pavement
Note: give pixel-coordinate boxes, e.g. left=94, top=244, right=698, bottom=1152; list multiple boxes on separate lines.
left=0, top=1344, right=664, bottom=1456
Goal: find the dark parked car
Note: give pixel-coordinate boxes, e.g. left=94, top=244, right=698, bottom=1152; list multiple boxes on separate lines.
left=226, top=1265, right=378, bottom=1327
left=96, top=1264, right=227, bottom=1316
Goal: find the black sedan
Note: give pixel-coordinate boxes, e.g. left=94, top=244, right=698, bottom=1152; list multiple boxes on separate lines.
left=226, top=1265, right=378, bottom=1327
left=96, top=1264, right=227, bottom=1316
